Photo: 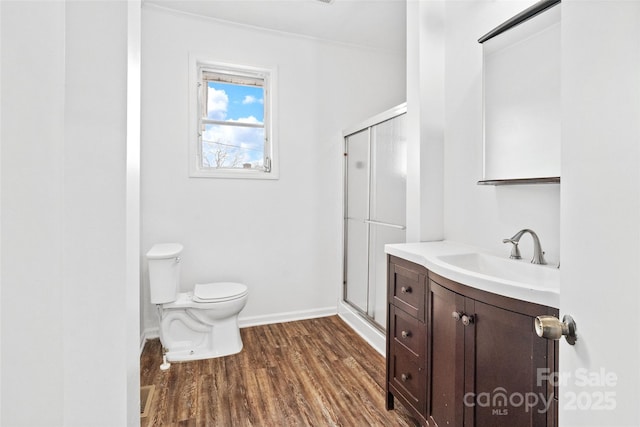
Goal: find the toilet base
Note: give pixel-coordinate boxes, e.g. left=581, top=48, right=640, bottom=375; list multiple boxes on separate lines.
left=164, top=340, right=243, bottom=362
left=158, top=303, right=246, bottom=362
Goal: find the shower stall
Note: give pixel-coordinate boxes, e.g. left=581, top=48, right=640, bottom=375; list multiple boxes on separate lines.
left=343, top=104, right=407, bottom=330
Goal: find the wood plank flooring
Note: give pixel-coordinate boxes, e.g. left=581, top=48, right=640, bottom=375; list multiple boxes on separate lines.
left=140, top=315, right=419, bottom=426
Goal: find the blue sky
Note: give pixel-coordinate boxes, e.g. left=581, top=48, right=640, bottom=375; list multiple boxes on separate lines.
left=208, top=82, right=264, bottom=122
left=203, top=81, right=265, bottom=168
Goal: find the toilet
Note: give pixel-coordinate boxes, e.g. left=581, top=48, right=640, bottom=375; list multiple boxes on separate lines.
left=146, top=243, right=248, bottom=362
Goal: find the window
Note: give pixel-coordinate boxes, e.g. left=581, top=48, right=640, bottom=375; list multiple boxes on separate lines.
left=190, top=58, right=277, bottom=179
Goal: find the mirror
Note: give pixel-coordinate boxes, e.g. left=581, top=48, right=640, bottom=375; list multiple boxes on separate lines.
left=480, top=1, right=561, bottom=184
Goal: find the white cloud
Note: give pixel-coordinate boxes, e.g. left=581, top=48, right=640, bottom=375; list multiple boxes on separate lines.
left=201, top=119, right=265, bottom=167
left=207, top=87, right=228, bottom=120
left=242, top=95, right=263, bottom=105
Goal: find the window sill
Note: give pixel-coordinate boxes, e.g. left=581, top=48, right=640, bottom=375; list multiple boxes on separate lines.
left=189, top=168, right=279, bottom=180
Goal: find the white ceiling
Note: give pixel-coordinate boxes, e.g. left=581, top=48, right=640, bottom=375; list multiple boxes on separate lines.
left=144, top=0, right=406, bottom=52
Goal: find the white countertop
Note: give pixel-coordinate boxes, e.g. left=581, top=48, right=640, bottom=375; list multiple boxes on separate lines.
left=385, top=240, right=560, bottom=308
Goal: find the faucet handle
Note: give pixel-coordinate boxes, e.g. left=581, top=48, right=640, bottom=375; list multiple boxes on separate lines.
left=502, top=238, right=522, bottom=259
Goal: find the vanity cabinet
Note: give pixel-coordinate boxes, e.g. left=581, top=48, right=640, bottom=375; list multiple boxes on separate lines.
left=386, top=256, right=558, bottom=427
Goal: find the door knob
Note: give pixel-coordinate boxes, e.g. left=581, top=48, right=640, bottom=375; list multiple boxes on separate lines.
left=461, top=314, right=474, bottom=326
left=400, top=286, right=412, bottom=294
left=535, top=314, right=577, bottom=345
left=452, top=312, right=474, bottom=325
left=401, top=330, right=411, bottom=339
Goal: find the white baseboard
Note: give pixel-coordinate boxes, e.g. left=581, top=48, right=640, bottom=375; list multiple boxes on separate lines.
left=140, top=327, right=159, bottom=355
left=238, top=306, right=337, bottom=328
left=337, top=301, right=386, bottom=356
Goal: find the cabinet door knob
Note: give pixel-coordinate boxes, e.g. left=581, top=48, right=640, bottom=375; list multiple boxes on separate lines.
left=401, top=373, right=411, bottom=382
left=400, top=286, right=412, bottom=294
left=452, top=311, right=462, bottom=321
left=462, top=314, right=474, bottom=326
left=401, top=330, right=411, bottom=339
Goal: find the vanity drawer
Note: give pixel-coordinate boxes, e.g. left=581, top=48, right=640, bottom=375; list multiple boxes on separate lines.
left=390, top=261, right=426, bottom=320
left=390, top=305, right=425, bottom=357
left=390, top=342, right=425, bottom=410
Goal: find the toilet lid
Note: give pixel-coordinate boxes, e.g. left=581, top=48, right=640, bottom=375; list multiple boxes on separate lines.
left=193, top=282, right=248, bottom=302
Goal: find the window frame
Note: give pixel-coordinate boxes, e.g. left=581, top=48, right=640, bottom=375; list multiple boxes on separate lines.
left=189, top=55, right=278, bottom=179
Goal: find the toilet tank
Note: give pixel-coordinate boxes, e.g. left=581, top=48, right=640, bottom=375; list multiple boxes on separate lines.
left=146, top=243, right=183, bottom=304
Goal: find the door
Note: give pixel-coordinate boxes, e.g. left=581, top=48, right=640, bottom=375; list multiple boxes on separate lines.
left=343, top=108, right=407, bottom=330
left=430, top=281, right=554, bottom=427
left=344, top=128, right=370, bottom=312
left=367, top=115, right=407, bottom=326
left=429, top=281, right=465, bottom=426
left=561, top=2, right=640, bottom=426
left=469, top=299, right=550, bottom=427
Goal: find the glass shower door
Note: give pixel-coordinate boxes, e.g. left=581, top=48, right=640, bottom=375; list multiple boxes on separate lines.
left=343, top=111, right=407, bottom=330
left=367, top=115, right=407, bottom=327
left=344, top=129, right=370, bottom=313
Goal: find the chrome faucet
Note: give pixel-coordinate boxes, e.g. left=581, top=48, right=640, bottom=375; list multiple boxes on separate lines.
left=502, top=229, right=547, bottom=265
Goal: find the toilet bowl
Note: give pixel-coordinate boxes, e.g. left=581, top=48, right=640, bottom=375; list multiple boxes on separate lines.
left=146, top=243, right=248, bottom=362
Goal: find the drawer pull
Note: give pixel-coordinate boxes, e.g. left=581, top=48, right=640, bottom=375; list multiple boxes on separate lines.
left=401, top=373, right=411, bottom=382
left=452, top=311, right=462, bottom=321
left=400, top=286, right=412, bottom=294
left=401, top=330, right=411, bottom=339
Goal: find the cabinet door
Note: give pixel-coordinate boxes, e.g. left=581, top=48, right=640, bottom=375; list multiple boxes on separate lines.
left=466, top=299, right=550, bottom=427
left=429, top=281, right=466, bottom=427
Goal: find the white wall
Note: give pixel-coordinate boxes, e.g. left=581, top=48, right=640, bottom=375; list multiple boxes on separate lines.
left=1, top=5, right=3, bottom=421
left=126, top=2, right=142, bottom=424
left=140, top=6, right=405, bottom=332
left=1, top=2, right=65, bottom=424
left=560, top=1, right=640, bottom=425
left=1, top=1, right=140, bottom=425
left=440, top=0, right=561, bottom=265
left=405, top=0, right=445, bottom=243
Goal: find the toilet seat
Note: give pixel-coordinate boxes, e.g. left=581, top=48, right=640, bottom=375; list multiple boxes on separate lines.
left=193, top=282, right=248, bottom=303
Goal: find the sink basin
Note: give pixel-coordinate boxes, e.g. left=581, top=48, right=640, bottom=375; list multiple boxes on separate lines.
left=436, top=252, right=559, bottom=291
left=385, top=241, right=560, bottom=307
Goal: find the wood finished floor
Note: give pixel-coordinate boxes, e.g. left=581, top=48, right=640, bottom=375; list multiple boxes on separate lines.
left=140, top=315, right=419, bottom=426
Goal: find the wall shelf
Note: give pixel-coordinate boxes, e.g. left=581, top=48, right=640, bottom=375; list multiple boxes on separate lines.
left=477, top=177, right=560, bottom=186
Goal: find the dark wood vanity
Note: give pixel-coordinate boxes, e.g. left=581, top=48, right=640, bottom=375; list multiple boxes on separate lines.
left=386, top=255, right=559, bottom=426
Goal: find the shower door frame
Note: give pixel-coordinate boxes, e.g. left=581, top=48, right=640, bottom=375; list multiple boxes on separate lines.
left=342, top=103, right=407, bottom=331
